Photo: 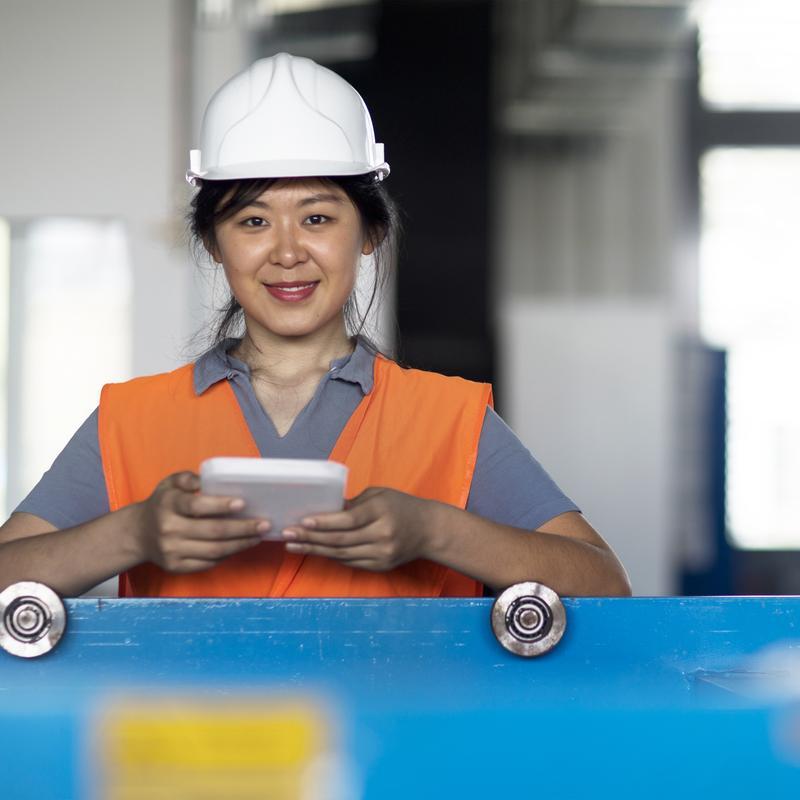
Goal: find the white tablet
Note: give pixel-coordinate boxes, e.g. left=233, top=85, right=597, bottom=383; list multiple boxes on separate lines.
left=200, top=457, right=348, bottom=540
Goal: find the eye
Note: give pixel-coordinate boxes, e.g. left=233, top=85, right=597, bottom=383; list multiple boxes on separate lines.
left=305, top=214, right=330, bottom=226
left=241, top=216, right=267, bottom=227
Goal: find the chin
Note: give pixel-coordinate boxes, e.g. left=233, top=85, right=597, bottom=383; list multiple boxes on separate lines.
left=258, top=320, right=329, bottom=340
left=245, top=306, right=345, bottom=341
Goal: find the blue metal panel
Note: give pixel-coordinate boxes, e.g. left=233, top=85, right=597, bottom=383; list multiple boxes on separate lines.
left=2, top=597, right=800, bottom=798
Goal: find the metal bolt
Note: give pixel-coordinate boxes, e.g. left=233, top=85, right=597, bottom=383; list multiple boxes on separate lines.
left=518, top=608, right=541, bottom=629
left=491, top=582, right=566, bottom=657
left=9, top=600, right=49, bottom=640
left=0, top=582, right=66, bottom=658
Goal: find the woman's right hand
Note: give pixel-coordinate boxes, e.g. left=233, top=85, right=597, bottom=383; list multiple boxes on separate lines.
left=134, top=471, right=269, bottom=573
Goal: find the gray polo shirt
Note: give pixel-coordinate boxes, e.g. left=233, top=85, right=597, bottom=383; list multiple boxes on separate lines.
left=16, top=338, right=578, bottom=530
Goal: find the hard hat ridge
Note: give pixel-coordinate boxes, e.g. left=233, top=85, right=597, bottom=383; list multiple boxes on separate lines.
left=187, top=52, right=390, bottom=185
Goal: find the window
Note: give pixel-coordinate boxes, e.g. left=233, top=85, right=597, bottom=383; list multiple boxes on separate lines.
left=697, top=0, right=800, bottom=110
left=4, top=219, right=132, bottom=517
left=700, top=149, right=800, bottom=548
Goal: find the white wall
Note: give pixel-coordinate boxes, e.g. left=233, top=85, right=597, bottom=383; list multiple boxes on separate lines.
left=501, top=300, right=675, bottom=596
left=0, top=0, right=193, bottom=376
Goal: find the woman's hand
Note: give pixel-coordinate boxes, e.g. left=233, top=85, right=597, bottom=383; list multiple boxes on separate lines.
left=281, top=487, right=437, bottom=571
left=134, top=471, right=269, bottom=573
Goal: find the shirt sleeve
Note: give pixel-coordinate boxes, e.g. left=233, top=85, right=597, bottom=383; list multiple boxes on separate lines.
left=466, top=406, right=579, bottom=530
left=14, top=408, right=110, bottom=529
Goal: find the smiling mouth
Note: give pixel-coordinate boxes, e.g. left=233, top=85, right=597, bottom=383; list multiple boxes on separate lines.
left=265, top=281, right=320, bottom=302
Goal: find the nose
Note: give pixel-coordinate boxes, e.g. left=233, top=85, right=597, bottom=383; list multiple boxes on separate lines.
left=268, top=222, right=307, bottom=268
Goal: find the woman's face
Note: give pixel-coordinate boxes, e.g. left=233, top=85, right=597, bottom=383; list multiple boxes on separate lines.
left=211, top=178, right=373, bottom=343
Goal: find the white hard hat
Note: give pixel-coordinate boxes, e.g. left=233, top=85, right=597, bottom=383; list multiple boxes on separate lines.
left=187, top=52, right=389, bottom=185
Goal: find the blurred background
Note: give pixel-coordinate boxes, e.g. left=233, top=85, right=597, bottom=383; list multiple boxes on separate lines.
left=0, top=0, right=798, bottom=596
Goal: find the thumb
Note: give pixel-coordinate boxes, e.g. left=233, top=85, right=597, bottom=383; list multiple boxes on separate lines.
left=345, top=487, right=385, bottom=508
left=174, top=471, right=201, bottom=492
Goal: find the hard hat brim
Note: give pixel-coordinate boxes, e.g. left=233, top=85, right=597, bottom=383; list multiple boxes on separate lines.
left=186, top=159, right=390, bottom=186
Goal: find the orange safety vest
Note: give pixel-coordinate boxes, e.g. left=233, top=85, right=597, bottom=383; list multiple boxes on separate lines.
left=98, top=355, right=492, bottom=598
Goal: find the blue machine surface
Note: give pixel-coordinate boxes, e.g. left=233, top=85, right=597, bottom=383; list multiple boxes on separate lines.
left=2, top=596, right=800, bottom=798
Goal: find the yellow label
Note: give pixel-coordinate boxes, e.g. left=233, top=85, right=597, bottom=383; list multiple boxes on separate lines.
left=97, top=697, right=330, bottom=800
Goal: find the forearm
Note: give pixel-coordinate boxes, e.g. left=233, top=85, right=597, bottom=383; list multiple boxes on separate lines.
left=0, top=505, right=145, bottom=597
left=425, top=503, right=631, bottom=597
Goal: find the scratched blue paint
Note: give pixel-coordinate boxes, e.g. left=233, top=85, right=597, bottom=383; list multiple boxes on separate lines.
left=1, top=597, right=799, bottom=798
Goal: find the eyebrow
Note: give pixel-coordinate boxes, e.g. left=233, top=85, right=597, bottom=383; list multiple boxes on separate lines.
left=298, top=192, right=346, bottom=207
left=244, top=193, right=345, bottom=211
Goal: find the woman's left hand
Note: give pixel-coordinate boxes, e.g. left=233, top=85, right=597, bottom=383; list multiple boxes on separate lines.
left=281, top=487, right=437, bottom=571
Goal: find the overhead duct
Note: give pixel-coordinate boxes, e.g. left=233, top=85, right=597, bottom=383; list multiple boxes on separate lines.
left=499, top=0, right=693, bottom=139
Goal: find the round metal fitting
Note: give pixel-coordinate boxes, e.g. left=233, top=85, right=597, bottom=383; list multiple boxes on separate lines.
left=0, top=582, right=66, bottom=658
left=491, top=582, right=566, bottom=658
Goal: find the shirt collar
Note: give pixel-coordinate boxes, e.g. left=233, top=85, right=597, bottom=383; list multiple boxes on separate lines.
left=192, top=335, right=376, bottom=396
left=330, top=336, right=376, bottom=394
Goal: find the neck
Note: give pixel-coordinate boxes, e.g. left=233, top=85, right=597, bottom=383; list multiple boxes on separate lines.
left=234, top=317, right=354, bottom=386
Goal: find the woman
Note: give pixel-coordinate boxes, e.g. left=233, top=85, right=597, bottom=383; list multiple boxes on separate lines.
left=0, top=53, right=630, bottom=598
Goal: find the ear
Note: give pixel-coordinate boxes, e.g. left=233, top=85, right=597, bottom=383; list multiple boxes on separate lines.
left=361, top=224, right=386, bottom=256
left=202, top=234, right=221, bottom=264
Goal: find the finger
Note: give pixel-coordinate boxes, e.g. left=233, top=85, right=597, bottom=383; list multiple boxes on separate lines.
left=285, top=541, right=381, bottom=562
left=177, top=516, right=271, bottom=540
left=176, top=491, right=248, bottom=519
left=340, top=559, right=381, bottom=571
left=172, top=558, right=220, bottom=573
left=282, top=528, right=376, bottom=548
left=299, top=504, right=375, bottom=532
left=178, top=533, right=263, bottom=562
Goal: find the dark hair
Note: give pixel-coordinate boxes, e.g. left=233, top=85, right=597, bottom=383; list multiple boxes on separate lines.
left=188, top=174, right=401, bottom=349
